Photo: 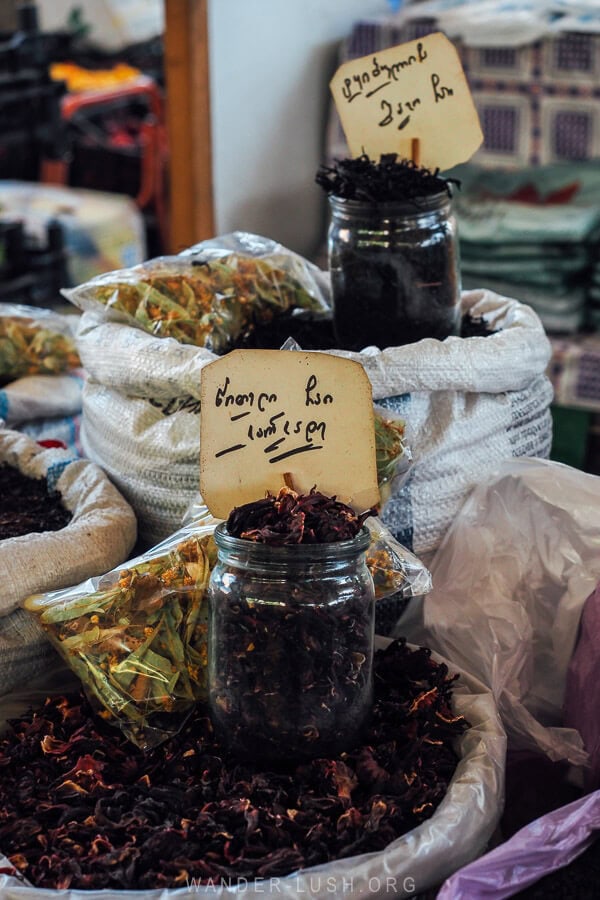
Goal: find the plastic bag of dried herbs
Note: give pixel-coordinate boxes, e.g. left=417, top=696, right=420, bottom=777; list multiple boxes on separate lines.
left=374, top=404, right=412, bottom=507
left=364, top=515, right=432, bottom=636
left=24, top=519, right=219, bottom=750
left=0, top=303, right=80, bottom=385
left=366, top=515, right=431, bottom=601
left=62, top=232, right=329, bottom=355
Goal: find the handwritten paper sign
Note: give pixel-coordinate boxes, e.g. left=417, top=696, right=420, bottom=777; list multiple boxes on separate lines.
left=199, top=350, right=380, bottom=519
left=330, top=31, right=483, bottom=171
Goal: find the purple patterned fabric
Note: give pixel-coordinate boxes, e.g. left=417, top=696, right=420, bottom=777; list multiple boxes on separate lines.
left=327, top=20, right=600, bottom=168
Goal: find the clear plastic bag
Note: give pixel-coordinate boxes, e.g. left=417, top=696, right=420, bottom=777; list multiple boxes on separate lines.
left=62, top=232, right=329, bottom=355
left=373, top=403, right=412, bottom=507
left=24, top=518, right=220, bottom=750
left=180, top=230, right=331, bottom=305
left=564, top=581, right=600, bottom=790
left=0, top=303, right=80, bottom=384
left=366, top=515, right=431, bottom=601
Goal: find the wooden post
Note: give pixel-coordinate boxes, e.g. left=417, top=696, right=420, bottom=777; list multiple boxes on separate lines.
left=163, top=0, right=215, bottom=253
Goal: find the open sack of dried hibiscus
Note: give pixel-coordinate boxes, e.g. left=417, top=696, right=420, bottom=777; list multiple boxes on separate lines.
left=0, top=637, right=505, bottom=897
left=22, top=494, right=430, bottom=752
left=0, top=428, right=137, bottom=695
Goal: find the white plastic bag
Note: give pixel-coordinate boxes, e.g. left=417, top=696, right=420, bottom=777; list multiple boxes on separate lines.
left=0, top=428, right=138, bottom=617
left=400, top=457, right=600, bottom=765
left=0, top=639, right=505, bottom=899
left=18, top=414, right=82, bottom=456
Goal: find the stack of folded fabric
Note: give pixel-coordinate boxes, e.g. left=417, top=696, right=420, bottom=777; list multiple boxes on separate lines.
left=589, top=256, right=600, bottom=331
left=548, top=333, right=600, bottom=412
left=453, top=162, right=600, bottom=334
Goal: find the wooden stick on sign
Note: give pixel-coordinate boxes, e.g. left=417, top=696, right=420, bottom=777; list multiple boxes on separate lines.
left=411, top=137, right=421, bottom=167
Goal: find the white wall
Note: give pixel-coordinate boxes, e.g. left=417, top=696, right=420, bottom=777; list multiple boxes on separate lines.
left=208, top=0, right=391, bottom=260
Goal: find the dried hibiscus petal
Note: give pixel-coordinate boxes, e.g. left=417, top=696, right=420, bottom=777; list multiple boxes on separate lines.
left=226, top=486, right=375, bottom=545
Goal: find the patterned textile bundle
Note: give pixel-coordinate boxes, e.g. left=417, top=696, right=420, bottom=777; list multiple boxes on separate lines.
left=454, top=162, right=600, bottom=335
left=326, top=9, right=600, bottom=170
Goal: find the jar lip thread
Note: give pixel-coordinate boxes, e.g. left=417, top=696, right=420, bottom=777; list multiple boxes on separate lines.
left=328, top=191, right=452, bottom=216
left=213, top=521, right=372, bottom=559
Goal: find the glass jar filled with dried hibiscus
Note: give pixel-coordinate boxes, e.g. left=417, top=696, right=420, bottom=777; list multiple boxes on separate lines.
left=208, top=488, right=376, bottom=762
left=317, top=154, right=461, bottom=351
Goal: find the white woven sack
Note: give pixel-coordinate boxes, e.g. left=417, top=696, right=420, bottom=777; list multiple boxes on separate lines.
left=76, top=290, right=553, bottom=553
left=0, top=428, right=138, bottom=694
left=331, top=289, right=554, bottom=559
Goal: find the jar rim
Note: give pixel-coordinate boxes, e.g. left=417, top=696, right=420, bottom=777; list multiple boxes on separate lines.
left=213, top=521, right=372, bottom=560
left=327, top=190, right=452, bottom=215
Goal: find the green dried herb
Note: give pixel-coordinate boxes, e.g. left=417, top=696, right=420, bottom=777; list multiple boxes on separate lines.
left=25, top=534, right=217, bottom=749
left=88, top=256, right=322, bottom=354
left=375, top=412, right=408, bottom=489
left=0, top=316, right=80, bottom=384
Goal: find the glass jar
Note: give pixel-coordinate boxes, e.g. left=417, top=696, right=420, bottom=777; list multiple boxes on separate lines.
left=327, top=191, right=461, bottom=350
left=208, top=523, right=375, bottom=762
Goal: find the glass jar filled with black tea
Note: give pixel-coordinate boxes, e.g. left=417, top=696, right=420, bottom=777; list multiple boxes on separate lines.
left=208, top=519, right=375, bottom=762
left=317, top=155, right=461, bottom=351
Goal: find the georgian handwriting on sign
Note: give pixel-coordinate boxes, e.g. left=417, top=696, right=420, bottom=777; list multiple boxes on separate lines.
left=211, top=373, right=332, bottom=464
left=199, top=350, right=380, bottom=519
left=379, top=96, right=422, bottom=130
left=214, top=376, right=278, bottom=414
left=330, top=31, right=483, bottom=171
left=377, top=73, right=453, bottom=130
left=341, top=43, right=429, bottom=102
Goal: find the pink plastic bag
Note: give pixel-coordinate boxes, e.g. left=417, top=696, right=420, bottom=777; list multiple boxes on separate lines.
left=564, top=582, right=600, bottom=790
left=437, top=790, right=600, bottom=899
